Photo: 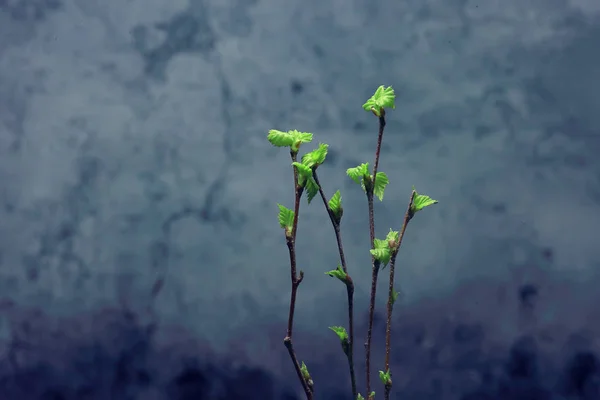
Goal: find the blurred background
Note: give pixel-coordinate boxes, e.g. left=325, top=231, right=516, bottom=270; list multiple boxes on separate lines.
left=1, top=0, right=600, bottom=399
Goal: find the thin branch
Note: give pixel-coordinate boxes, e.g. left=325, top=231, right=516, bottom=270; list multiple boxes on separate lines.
left=383, top=190, right=415, bottom=400
left=314, top=170, right=357, bottom=399
left=365, top=110, right=387, bottom=400
left=284, top=150, right=313, bottom=400
left=371, top=112, right=386, bottom=189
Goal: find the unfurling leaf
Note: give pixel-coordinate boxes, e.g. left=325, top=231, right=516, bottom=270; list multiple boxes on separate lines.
left=362, top=85, right=396, bottom=116
left=302, top=143, right=328, bottom=168
left=325, top=264, right=347, bottom=284
left=267, top=129, right=294, bottom=147
left=328, top=190, right=343, bottom=221
left=277, top=204, right=294, bottom=236
left=373, top=171, right=389, bottom=201
left=329, top=326, right=349, bottom=342
left=411, top=186, right=438, bottom=215
left=379, top=369, right=392, bottom=385
left=370, top=237, right=392, bottom=267
left=346, top=163, right=370, bottom=191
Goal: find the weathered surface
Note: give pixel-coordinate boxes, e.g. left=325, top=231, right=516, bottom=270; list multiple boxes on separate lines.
left=0, top=0, right=599, bottom=398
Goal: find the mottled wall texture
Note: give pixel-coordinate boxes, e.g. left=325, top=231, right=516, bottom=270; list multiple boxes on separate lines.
left=1, top=0, right=600, bottom=399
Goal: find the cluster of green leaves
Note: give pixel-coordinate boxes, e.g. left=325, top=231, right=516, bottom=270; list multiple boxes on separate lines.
left=268, top=85, right=438, bottom=400
left=347, top=163, right=389, bottom=201
left=362, top=85, right=396, bottom=117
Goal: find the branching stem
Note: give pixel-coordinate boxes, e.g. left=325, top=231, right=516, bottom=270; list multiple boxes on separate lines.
left=383, top=190, right=415, bottom=400
left=314, top=170, right=357, bottom=399
left=284, top=150, right=313, bottom=400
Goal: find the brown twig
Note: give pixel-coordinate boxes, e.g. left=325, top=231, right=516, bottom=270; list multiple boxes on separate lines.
left=284, top=150, right=313, bottom=400
left=313, top=170, right=357, bottom=399
left=383, top=190, right=415, bottom=400
left=365, top=110, right=387, bottom=400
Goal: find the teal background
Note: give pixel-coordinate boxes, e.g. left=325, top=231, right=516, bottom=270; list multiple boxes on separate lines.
left=0, top=0, right=599, bottom=398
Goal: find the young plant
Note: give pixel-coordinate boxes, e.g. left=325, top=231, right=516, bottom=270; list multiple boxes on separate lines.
left=268, top=85, right=438, bottom=400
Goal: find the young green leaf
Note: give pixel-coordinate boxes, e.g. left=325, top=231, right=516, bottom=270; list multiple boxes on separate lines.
left=289, top=130, right=313, bottom=152
left=391, top=288, right=400, bottom=305
left=325, top=264, right=347, bottom=283
left=362, top=85, right=396, bottom=116
left=370, top=248, right=391, bottom=267
left=329, top=326, right=349, bottom=342
left=371, top=237, right=392, bottom=267
left=302, top=143, right=328, bottom=168
left=290, top=130, right=313, bottom=143
left=292, top=161, right=312, bottom=178
left=277, top=204, right=294, bottom=236
left=330, top=325, right=350, bottom=355
left=300, top=361, right=311, bottom=381
left=328, top=190, right=343, bottom=220
left=373, top=171, right=389, bottom=201
left=292, top=161, right=320, bottom=203
left=411, top=186, right=438, bottom=214
left=305, top=176, right=320, bottom=204
left=293, top=163, right=308, bottom=188
left=386, top=229, right=400, bottom=252
left=385, top=229, right=399, bottom=242
left=379, top=369, right=392, bottom=385
left=346, top=163, right=369, bottom=185
left=357, top=395, right=365, bottom=400
left=267, top=129, right=295, bottom=147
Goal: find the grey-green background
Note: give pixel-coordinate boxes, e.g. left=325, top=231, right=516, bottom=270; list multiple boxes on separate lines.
left=1, top=0, right=600, bottom=398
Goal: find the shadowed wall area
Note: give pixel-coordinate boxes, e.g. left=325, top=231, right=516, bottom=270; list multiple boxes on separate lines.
left=0, top=0, right=600, bottom=399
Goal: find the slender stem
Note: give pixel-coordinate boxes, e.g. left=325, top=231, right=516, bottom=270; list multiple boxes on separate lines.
left=284, top=150, right=313, bottom=400
left=365, top=111, right=387, bottom=399
left=285, top=236, right=303, bottom=338
left=371, top=112, right=386, bottom=189
left=314, top=171, right=357, bottom=399
left=383, top=191, right=415, bottom=400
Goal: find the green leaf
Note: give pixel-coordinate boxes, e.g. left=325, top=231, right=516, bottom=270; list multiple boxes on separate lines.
left=370, top=248, right=391, bottom=267
left=346, top=163, right=369, bottom=185
left=267, top=129, right=313, bottom=151
left=292, top=162, right=320, bottom=199
left=328, top=190, right=343, bottom=220
left=290, top=130, right=313, bottom=143
left=371, top=237, right=392, bottom=267
left=379, top=369, right=391, bottom=385
left=300, top=361, right=311, bottom=381
left=411, top=186, right=438, bottom=214
left=277, top=204, right=294, bottom=235
left=328, top=326, right=349, bottom=342
left=373, top=171, right=389, bottom=201
left=289, top=130, right=313, bottom=152
left=305, top=176, right=320, bottom=204
left=369, top=391, right=376, bottom=400
left=373, top=238, right=386, bottom=248
left=267, top=129, right=295, bottom=147
left=292, top=161, right=312, bottom=178
left=385, top=229, right=399, bottom=243
left=391, top=288, right=400, bottom=305
left=357, top=395, right=365, bottom=400
left=386, top=229, right=400, bottom=251
left=362, top=85, right=396, bottom=116
left=325, top=264, right=347, bottom=284
left=302, top=143, right=328, bottom=168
